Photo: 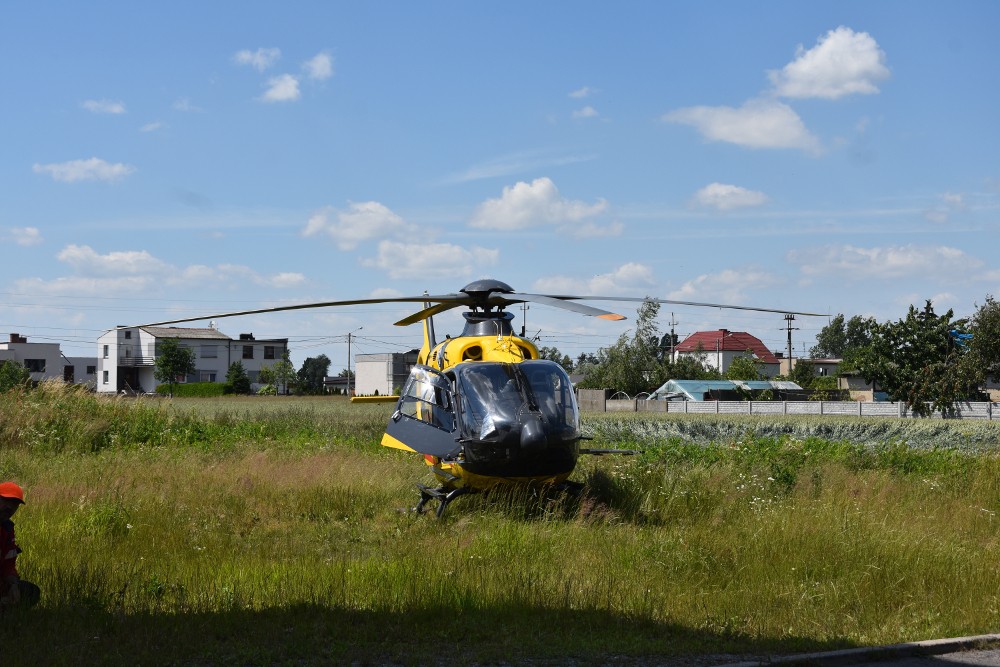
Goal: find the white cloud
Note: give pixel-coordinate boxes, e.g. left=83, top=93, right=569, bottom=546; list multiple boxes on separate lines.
left=303, top=52, right=333, bottom=80
left=8, top=227, right=43, bottom=246
left=569, top=86, right=594, bottom=99
left=572, top=106, right=599, bottom=119
left=302, top=201, right=415, bottom=250
left=788, top=244, right=981, bottom=280
left=663, top=98, right=821, bottom=153
left=469, top=177, right=608, bottom=230
left=691, top=183, right=769, bottom=211
left=234, top=47, right=281, bottom=71
left=140, top=121, right=164, bottom=132
left=260, top=74, right=301, bottom=102
left=769, top=26, right=890, bottom=100
left=82, top=99, right=126, bottom=114
left=361, top=240, right=499, bottom=280
left=668, top=268, right=781, bottom=304
left=34, top=244, right=306, bottom=295
left=33, top=158, right=136, bottom=183
left=58, top=244, right=171, bottom=277
left=534, top=263, right=656, bottom=296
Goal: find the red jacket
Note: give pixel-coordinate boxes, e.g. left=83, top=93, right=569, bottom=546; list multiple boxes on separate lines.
left=1, top=519, right=20, bottom=579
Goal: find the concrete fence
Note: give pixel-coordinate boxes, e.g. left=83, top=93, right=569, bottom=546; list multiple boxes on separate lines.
left=577, top=389, right=998, bottom=420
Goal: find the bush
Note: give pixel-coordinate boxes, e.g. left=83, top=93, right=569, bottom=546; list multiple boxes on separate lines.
left=157, top=382, right=226, bottom=398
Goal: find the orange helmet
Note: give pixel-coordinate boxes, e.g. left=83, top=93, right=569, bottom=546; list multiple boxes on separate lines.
left=0, top=482, right=25, bottom=504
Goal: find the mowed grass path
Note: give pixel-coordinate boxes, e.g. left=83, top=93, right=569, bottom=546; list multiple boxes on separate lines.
left=1, top=386, right=999, bottom=666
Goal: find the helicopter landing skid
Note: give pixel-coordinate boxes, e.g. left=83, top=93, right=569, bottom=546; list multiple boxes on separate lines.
left=414, top=484, right=474, bottom=518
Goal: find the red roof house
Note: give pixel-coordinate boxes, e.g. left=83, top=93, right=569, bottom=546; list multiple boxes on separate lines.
left=673, top=329, right=779, bottom=376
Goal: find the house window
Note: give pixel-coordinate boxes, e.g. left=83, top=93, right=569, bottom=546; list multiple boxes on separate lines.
left=264, top=346, right=276, bottom=360
left=124, top=331, right=132, bottom=339
left=200, top=372, right=217, bottom=382
left=243, top=345, right=254, bottom=360
left=24, top=359, right=45, bottom=373
left=103, top=371, right=109, bottom=384
left=103, top=345, right=109, bottom=359
left=87, top=365, right=96, bottom=375
left=201, top=345, right=217, bottom=358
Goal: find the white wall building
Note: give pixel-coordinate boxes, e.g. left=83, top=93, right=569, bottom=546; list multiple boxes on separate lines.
left=0, top=333, right=97, bottom=388
left=96, top=326, right=289, bottom=394
left=354, top=351, right=419, bottom=396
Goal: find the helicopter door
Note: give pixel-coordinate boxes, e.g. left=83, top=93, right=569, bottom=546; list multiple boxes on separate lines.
left=384, top=365, right=459, bottom=459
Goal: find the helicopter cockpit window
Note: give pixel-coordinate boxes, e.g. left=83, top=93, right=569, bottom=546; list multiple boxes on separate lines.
left=519, top=360, right=580, bottom=431
left=455, top=360, right=580, bottom=441
left=397, top=366, right=455, bottom=432
left=456, top=363, right=523, bottom=441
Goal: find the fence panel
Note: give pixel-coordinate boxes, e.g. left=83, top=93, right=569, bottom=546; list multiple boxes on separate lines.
left=616, top=399, right=999, bottom=420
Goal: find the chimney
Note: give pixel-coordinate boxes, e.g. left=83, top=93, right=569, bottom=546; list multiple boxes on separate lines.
left=9, top=333, right=27, bottom=344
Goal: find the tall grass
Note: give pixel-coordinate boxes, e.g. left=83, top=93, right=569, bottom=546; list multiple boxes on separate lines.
left=1, top=383, right=999, bottom=665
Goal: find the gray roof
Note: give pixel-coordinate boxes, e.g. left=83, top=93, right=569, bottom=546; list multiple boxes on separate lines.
left=140, top=326, right=232, bottom=341
left=650, top=379, right=803, bottom=401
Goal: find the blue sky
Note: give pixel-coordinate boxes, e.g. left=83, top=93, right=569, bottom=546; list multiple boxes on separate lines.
left=2, top=2, right=998, bottom=371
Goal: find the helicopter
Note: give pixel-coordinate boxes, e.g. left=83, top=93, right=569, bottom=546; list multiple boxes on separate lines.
left=133, top=278, right=823, bottom=517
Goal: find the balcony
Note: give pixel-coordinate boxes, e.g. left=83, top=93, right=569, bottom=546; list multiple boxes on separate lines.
left=118, top=356, right=156, bottom=366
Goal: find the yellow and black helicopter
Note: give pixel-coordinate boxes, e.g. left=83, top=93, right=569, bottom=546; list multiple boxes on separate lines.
left=136, top=279, right=821, bottom=516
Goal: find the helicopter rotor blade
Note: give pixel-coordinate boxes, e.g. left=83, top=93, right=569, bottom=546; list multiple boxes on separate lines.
left=509, top=293, right=626, bottom=320
left=538, top=295, right=826, bottom=318
left=127, top=295, right=465, bottom=328
left=393, top=302, right=465, bottom=326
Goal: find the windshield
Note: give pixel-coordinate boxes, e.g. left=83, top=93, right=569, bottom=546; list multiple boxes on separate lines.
left=456, top=360, right=579, bottom=441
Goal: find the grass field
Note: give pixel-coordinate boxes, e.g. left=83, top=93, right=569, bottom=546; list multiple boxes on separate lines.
left=1, top=384, right=999, bottom=666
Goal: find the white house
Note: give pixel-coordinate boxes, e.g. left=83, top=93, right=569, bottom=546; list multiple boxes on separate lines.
left=354, top=351, right=419, bottom=396
left=96, top=326, right=289, bottom=394
left=673, top=329, right=781, bottom=377
left=0, top=333, right=97, bottom=388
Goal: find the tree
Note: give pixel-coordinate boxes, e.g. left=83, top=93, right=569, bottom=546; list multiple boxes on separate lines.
left=787, top=358, right=818, bottom=389
left=297, top=354, right=331, bottom=394
left=810, top=314, right=876, bottom=360
left=664, top=355, right=717, bottom=380
left=852, top=300, right=974, bottom=416
left=224, top=361, right=252, bottom=395
left=579, top=300, right=666, bottom=395
left=0, top=360, right=30, bottom=393
left=965, top=295, right=1000, bottom=385
left=153, top=338, right=196, bottom=397
left=271, top=351, right=296, bottom=395
left=538, top=346, right=573, bottom=372
left=725, top=354, right=761, bottom=381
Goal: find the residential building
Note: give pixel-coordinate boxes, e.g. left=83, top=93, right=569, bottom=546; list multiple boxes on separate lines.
left=778, top=356, right=841, bottom=378
left=354, top=351, right=419, bottom=396
left=672, top=329, right=780, bottom=377
left=96, top=326, right=289, bottom=394
left=0, top=333, right=97, bottom=388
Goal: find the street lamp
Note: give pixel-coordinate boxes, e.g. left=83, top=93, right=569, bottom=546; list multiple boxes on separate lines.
left=347, top=327, right=362, bottom=396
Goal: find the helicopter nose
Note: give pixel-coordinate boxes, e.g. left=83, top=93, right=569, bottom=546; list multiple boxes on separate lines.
left=520, top=414, right=546, bottom=453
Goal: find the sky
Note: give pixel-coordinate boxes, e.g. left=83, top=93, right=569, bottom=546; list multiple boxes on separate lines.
left=2, top=2, right=999, bottom=372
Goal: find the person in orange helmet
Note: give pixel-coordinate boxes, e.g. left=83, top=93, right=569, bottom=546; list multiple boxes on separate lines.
left=0, top=482, right=40, bottom=609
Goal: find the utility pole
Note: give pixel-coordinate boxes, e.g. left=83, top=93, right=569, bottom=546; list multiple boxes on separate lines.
left=784, top=314, right=798, bottom=376
left=347, top=327, right=362, bottom=396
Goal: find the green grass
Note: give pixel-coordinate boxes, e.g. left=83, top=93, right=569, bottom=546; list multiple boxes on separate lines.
left=1, top=383, right=1000, bottom=666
